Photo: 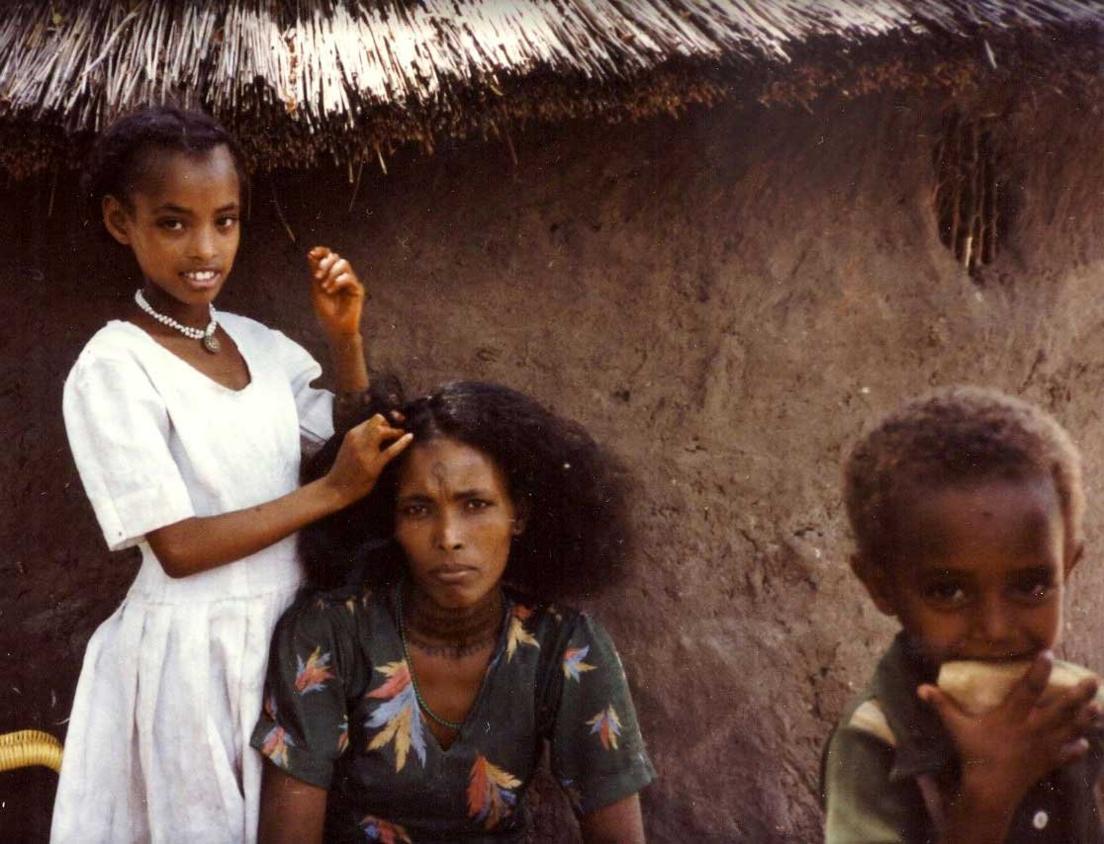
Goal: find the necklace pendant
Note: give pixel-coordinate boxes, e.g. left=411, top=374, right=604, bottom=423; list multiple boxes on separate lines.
left=202, top=334, right=221, bottom=354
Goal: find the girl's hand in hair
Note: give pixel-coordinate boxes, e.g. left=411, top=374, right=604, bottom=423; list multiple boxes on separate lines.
left=323, top=414, right=413, bottom=506
left=308, top=246, right=365, bottom=341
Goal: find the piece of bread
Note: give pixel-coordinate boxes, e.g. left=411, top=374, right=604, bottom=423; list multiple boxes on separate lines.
left=937, top=659, right=1103, bottom=716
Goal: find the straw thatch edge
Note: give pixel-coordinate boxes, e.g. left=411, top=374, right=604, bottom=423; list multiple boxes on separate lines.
left=2, top=24, right=1102, bottom=184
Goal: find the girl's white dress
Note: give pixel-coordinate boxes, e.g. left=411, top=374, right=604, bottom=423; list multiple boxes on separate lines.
left=51, top=313, right=334, bottom=844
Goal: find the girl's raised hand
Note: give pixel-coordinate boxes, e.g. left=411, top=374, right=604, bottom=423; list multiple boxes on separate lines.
left=323, top=414, right=413, bottom=506
left=308, top=246, right=365, bottom=341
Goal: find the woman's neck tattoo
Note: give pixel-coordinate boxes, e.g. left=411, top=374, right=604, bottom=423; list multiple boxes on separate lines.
left=404, top=635, right=496, bottom=659
left=403, top=584, right=504, bottom=660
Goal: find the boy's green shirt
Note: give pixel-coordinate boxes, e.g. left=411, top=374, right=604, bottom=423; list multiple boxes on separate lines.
left=822, top=633, right=1104, bottom=843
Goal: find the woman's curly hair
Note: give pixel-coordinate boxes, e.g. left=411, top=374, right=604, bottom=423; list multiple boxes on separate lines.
left=845, top=385, right=1083, bottom=570
left=301, top=380, right=633, bottom=600
left=83, top=105, right=245, bottom=211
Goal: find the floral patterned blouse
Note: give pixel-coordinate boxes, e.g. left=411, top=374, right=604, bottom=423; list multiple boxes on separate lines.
left=250, top=582, right=656, bottom=843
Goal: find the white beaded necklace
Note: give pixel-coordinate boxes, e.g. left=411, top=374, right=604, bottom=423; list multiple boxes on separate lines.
left=134, top=289, right=221, bottom=353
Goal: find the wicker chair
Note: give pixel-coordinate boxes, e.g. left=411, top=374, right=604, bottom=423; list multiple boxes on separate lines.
left=0, top=730, right=62, bottom=773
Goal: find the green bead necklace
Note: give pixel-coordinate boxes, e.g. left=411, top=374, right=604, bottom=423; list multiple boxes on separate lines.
left=397, top=588, right=466, bottom=732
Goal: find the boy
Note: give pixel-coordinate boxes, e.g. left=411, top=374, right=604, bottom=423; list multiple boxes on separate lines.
left=823, top=386, right=1104, bottom=843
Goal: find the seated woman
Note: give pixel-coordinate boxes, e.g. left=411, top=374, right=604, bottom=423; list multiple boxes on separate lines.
left=252, top=381, right=655, bottom=843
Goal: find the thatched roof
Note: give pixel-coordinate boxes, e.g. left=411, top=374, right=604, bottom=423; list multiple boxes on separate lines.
left=1, top=1, right=1102, bottom=180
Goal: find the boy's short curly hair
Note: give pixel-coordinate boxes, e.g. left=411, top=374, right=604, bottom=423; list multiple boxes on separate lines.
left=845, top=385, right=1084, bottom=569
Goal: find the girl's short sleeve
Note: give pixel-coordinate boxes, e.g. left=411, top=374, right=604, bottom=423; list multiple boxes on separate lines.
left=548, top=614, right=656, bottom=816
left=63, top=353, right=195, bottom=551
left=250, top=600, right=361, bottom=789
left=269, top=329, right=334, bottom=451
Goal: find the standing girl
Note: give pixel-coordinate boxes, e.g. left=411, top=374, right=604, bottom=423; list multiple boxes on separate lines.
left=51, top=106, right=411, bottom=843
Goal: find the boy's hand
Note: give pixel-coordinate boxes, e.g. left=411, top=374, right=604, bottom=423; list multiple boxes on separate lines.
left=917, top=651, right=1099, bottom=839
left=308, top=246, right=365, bottom=341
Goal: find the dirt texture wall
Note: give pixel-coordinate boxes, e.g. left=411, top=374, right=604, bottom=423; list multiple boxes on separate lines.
left=3, top=86, right=1104, bottom=841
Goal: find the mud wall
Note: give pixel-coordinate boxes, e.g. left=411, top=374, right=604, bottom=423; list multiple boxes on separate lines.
left=3, top=86, right=1104, bottom=841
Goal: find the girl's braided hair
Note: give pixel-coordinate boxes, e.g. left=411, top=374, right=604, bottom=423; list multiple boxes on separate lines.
left=83, top=105, right=245, bottom=210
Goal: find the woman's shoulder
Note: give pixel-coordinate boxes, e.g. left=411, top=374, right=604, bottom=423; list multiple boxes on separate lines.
left=275, top=583, right=391, bottom=641
left=505, top=591, right=613, bottom=651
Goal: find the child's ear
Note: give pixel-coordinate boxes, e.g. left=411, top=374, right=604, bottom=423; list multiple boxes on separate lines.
left=102, top=195, right=132, bottom=245
left=850, top=553, right=898, bottom=618
left=1064, top=541, right=1085, bottom=579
